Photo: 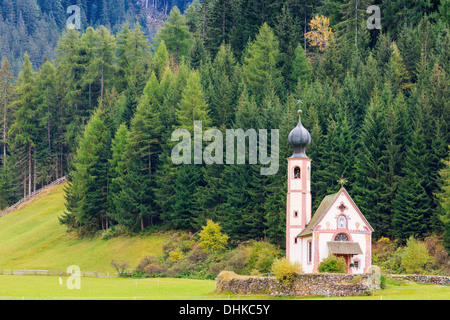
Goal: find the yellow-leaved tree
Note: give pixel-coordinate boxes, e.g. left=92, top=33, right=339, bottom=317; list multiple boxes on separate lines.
left=198, top=219, right=229, bottom=254
left=305, top=15, right=334, bottom=52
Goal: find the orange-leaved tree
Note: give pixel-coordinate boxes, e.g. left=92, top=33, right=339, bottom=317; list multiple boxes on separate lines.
left=305, top=15, right=334, bottom=52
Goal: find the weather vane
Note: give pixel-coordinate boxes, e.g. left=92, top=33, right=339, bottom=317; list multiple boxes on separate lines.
left=337, top=175, right=347, bottom=188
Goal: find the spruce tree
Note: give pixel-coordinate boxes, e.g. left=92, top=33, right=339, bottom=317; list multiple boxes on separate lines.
left=113, top=72, right=163, bottom=232
left=204, top=0, right=235, bottom=57
left=153, top=40, right=170, bottom=80
left=351, top=88, right=390, bottom=238
left=0, top=58, right=14, bottom=166
left=241, top=22, right=283, bottom=104
left=9, top=53, right=38, bottom=198
left=436, top=148, right=450, bottom=253
left=158, top=6, right=193, bottom=66
left=392, top=121, right=431, bottom=242
left=34, top=60, right=58, bottom=185
left=291, top=44, right=313, bottom=90
left=60, top=108, right=111, bottom=233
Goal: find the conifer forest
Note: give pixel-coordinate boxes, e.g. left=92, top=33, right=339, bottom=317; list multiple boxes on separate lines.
left=0, top=0, right=449, bottom=253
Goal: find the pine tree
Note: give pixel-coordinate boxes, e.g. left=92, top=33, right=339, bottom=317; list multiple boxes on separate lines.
left=176, top=69, right=211, bottom=130
left=0, top=58, right=15, bottom=166
left=208, top=43, right=239, bottom=128
left=351, top=88, right=390, bottom=238
left=54, top=28, right=85, bottom=162
left=158, top=6, right=192, bottom=66
left=115, top=22, right=132, bottom=92
left=204, top=0, right=234, bottom=57
left=108, top=123, right=129, bottom=224
left=291, top=44, right=313, bottom=90
left=436, top=147, right=450, bottom=253
left=153, top=40, right=169, bottom=80
left=335, top=0, right=374, bottom=50
left=241, top=22, right=283, bottom=104
left=60, top=108, right=111, bottom=233
left=34, top=60, right=58, bottom=185
left=113, top=72, right=164, bottom=231
left=93, top=26, right=117, bottom=105
left=274, top=3, right=300, bottom=92
left=387, top=42, right=412, bottom=93
left=9, top=53, right=38, bottom=198
left=392, top=121, right=432, bottom=242
left=396, top=24, right=420, bottom=82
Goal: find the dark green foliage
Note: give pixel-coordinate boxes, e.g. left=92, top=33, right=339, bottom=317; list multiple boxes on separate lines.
left=1, top=2, right=449, bottom=250
left=60, top=108, right=111, bottom=233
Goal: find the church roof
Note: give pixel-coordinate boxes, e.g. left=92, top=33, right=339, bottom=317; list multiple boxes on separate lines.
left=296, top=187, right=374, bottom=238
left=327, top=241, right=363, bottom=255
left=297, top=191, right=339, bottom=237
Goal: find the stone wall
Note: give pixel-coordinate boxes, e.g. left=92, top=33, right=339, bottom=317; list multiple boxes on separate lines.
left=388, top=274, right=450, bottom=285
left=216, top=271, right=375, bottom=297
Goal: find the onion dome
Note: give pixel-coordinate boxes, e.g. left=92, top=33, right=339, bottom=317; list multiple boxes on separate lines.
left=288, top=110, right=311, bottom=158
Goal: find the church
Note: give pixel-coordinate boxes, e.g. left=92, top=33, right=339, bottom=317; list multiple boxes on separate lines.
left=286, top=110, right=374, bottom=274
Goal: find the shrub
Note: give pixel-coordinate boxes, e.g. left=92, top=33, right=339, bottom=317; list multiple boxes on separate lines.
left=318, top=255, right=346, bottom=273
left=111, top=259, right=129, bottom=277
left=381, top=247, right=405, bottom=274
left=169, top=248, right=184, bottom=263
left=136, top=256, right=167, bottom=276
left=423, top=234, right=450, bottom=274
left=224, top=244, right=249, bottom=274
left=271, top=258, right=302, bottom=284
left=186, top=244, right=207, bottom=263
left=247, top=241, right=281, bottom=274
left=372, top=237, right=397, bottom=266
left=401, top=236, right=432, bottom=274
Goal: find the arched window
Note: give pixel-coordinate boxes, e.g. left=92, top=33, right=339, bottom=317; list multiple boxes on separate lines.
left=337, top=215, right=347, bottom=229
left=334, top=233, right=349, bottom=242
left=294, top=166, right=301, bottom=179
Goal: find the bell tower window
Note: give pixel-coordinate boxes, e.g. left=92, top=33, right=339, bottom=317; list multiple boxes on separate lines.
left=294, top=166, right=301, bottom=179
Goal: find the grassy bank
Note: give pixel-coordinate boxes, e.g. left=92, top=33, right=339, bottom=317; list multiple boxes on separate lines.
left=0, top=183, right=165, bottom=273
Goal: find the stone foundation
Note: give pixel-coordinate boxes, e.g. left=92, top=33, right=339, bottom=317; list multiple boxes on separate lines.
left=216, top=271, right=375, bottom=297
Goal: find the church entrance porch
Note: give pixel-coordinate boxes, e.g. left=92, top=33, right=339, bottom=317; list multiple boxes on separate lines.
left=327, top=241, right=363, bottom=274
left=334, top=254, right=355, bottom=273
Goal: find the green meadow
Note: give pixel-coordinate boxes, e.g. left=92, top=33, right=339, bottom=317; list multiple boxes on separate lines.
left=0, top=183, right=165, bottom=274
left=0, top=182, right=448, bottom=300
left=0, top=275, right=448, bottom=300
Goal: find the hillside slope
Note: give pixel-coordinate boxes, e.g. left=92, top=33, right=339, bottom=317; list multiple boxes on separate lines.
left=0, top=183, right=165, bottom=273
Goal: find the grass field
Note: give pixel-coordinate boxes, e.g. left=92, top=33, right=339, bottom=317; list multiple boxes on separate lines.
left=0, top=275, right=448, bottom=300
left=0, top=183, right=165, bottom=274
left=0, top=182, right=448, bottom=301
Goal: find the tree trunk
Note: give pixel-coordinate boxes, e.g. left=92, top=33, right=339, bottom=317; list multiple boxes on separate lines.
left=304, top=1, right=307, bottom=51
left=355, top=0, right=358, bottom=49
left=101, top=64, right=105, bottom=104
left=89, top=83, right=92, bottom=110
left=28, top=145, right=32, bottom=196
left=202, top=0, right=207, bottom=40
left=33, top=155, right=36, bottom=193
left=47, top=105, right=51, bottom=151
left=3, top=97, right=6, bottom=162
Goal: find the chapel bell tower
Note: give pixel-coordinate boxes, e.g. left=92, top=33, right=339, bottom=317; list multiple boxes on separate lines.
left=286, top=110, right=312, bottom=264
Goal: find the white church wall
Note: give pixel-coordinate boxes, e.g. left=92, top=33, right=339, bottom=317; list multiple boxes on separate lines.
left=288, top=228, right=303, bottom=264
left=300, top=236, right=313, bottom=273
